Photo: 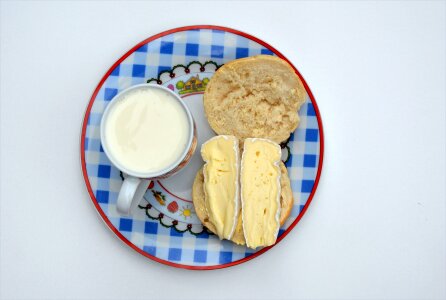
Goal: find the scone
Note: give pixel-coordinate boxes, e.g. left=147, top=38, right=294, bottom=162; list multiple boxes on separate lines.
left=192, top=162, right=293, bottom=245
left=203, top=55, right=306, bottom=143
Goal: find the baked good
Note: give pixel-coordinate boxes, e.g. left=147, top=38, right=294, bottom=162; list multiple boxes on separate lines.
left=192, top=162, right=293, bottom=245
left=203, top=55, right=306, bottom=143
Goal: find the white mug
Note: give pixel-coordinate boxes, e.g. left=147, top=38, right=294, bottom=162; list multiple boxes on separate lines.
left=100, top=84, right=197, bottom=215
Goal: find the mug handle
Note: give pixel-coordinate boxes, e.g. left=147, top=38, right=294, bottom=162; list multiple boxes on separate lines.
left=117, top=176, right=151, bottom=215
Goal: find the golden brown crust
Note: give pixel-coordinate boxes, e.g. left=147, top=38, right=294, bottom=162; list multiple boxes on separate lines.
left=203, top=55, right=306, bottom=143
left=279, top=163, right=293, bottom=224
left=192, top=162, right=294, bottom=245
left=192, top=169, right=217, bottom=234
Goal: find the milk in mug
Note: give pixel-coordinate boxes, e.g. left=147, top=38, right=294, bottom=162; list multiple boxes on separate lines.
left=103, top=87, right=190, bottom=174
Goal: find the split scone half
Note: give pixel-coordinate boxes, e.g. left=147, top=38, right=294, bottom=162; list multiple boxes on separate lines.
left=197, top=136, right=289, bottom=249
left=203, top=55, right=306, bottom=143
left=193, top=162, right=294, bottom=246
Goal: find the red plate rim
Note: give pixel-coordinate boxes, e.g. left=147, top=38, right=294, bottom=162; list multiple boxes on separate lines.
left=80, top=25, right=325, bottom=270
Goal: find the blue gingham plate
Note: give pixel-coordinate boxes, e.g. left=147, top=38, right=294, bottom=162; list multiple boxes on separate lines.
left=80, top=25, right=324, bottom=270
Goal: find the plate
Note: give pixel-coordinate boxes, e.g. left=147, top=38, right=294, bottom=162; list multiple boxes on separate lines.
left=80, top=25, right=324, bottom=270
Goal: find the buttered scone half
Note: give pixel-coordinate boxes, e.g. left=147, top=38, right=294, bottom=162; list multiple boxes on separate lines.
left=201, top=135, right=239, bottom=240
left=241, top=138, right=282, bottom=249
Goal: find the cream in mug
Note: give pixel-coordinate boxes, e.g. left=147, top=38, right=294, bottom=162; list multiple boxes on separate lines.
left=103, top=87, right=190, bottom=174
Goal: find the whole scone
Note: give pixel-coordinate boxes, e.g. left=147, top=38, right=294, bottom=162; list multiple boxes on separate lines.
left=192, top=162, right=294, bottom=245
left=203, top=55, right=306, bottom=143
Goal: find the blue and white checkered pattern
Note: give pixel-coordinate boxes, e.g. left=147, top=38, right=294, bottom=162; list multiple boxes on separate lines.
left=83, top=29, right=321, bottom=267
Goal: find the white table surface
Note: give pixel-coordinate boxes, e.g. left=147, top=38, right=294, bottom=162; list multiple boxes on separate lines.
left=1, top=1, right=445, bottom=299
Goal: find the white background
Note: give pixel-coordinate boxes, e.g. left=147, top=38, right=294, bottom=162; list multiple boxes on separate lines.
left=1, top=1, right=445, bottom=299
